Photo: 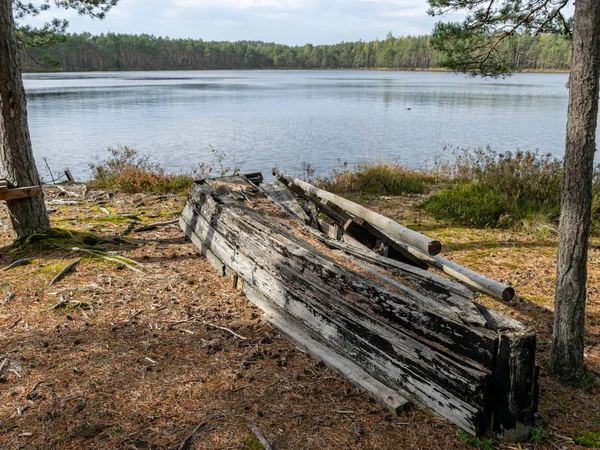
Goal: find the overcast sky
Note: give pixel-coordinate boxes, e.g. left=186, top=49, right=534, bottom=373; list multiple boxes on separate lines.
left=21, top=0, right=453, bottom=45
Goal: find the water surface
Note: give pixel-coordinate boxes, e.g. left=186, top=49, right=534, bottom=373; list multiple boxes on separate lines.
left=22, top=70, right=570, bottom=180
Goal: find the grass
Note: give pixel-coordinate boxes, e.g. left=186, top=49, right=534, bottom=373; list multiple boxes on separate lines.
left=571, top=430, right=600, bottom=448
left=317, top=162, right=434, bottom=196
left=88, top=146, right=193, bottom=194
left=317, top=148, right=600, bottom=231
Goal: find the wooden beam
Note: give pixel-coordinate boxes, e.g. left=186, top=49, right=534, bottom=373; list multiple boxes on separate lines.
left=273, top=168, right=442, bottom=256
left=0, top=186, right=41, bottom=201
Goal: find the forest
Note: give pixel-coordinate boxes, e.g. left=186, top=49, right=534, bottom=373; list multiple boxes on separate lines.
left=20, top=32, right=572, bottom=72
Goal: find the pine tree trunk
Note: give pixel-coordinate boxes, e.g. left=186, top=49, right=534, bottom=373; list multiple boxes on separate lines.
left=0, top=0, right=50, bottom=238
left=551, top=0, right=600, bottom=381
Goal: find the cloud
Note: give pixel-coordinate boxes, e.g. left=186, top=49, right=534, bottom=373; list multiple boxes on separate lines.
left=172, top=0, right=310, bottom=10
left=20, top=0, right=442, bottom=45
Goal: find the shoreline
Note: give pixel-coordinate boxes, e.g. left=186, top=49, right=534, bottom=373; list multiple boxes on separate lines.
left=22, top=67, right=570, bottom=75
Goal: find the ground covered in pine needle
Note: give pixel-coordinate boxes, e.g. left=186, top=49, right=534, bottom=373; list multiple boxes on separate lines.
left=0, top=185, right=598, bottom=450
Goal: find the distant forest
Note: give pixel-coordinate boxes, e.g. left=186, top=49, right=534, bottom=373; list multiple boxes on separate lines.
left=20, top=32, right=572, bottom=72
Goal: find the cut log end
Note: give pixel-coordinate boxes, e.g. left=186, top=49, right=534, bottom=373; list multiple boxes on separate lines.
left=502, top=287, right=516, bottom=302
left=428, top=240, right=442, bottom=256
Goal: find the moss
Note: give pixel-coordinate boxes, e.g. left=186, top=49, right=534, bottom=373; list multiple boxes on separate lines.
left=12, top=228, right=102, bottom=254
left=242, top=432, right=266, bottom=450
left=572, top=430, right=600, bottom=448
left=94, top=215, right=134, bottom=224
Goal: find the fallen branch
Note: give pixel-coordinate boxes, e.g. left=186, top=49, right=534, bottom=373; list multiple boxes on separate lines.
left=2, top=258, right=33, bottom=271
left=249, top=423, right=274, bottom=450
left=49, top=258, right=82, bottom=287
left=71, top=247, right=146, bottom=274
left=133, top=219, right=179, bottom=233
left=56, top=185, right=80, bottom=198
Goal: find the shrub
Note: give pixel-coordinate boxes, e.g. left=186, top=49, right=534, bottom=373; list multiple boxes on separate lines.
left=89, top=146, right=193, bottom=194
left=423, top=148, right=579, bottom=228
left=319, top=162, right=434, bottom=196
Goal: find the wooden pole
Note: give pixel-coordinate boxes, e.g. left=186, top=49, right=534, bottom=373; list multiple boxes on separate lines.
left=273, top=168, right=442, bottom=256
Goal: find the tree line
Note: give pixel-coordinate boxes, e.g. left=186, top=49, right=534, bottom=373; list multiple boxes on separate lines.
left=20, top=31, right=572, bottom=72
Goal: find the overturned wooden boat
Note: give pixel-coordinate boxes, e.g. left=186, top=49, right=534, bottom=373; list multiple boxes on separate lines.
left=180, top=174, right=538, bottom=442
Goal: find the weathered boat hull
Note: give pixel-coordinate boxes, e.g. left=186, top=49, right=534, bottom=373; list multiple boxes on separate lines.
left=180, top=176, right=538, bottom=441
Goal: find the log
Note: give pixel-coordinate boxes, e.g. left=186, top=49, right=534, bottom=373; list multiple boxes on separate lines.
left=180, top=177, right=537, bottom=440
left=273, top=168, right=442, bottom=256
left=389, top=242, right=516, bottom=302
left=270, top=175, right=514, bottom=302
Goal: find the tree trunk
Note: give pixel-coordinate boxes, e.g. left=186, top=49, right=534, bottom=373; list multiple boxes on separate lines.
left=551, top=0, right=600, bottom=381
left=0, top=0, right=50, bottom=238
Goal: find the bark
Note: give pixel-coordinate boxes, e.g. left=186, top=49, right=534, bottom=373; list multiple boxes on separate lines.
left=0, top=0, right=50, bottom=237
left=551, top=0, right=600, bottom=381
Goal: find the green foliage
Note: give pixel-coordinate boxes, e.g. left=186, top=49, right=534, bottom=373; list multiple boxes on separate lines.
left=19, top=32, right=572, bottom=72
left=14, top=1, right=119, bottom=50
left=423, top=148, right=574, bottom=228
left=318, top=162, right=434, bottom=196
left=428, top=0, right=573, bottom=75
left=192, top=146, right=244, bottom=179
left=530, top=426, right=545, bottom=442
left=571, top=430, right=600, bottom=448
left=88, top=146, right=193, bottom=194
left=457, top=431, right=496, bottom=449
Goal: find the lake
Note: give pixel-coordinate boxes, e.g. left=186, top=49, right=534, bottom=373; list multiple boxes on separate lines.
left=22, top=70, right=570, bottom=181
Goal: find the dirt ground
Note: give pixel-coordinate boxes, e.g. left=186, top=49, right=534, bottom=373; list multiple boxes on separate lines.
left=0, top=185, right=598, bottom=450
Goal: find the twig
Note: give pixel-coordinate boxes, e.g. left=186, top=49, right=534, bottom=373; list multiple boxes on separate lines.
left=49, top=258, right=82, bottom=287
left=100, top=207, right=111, bottom=216
left=120, top=222, right=135, bottom=237
left=8, top=318, right=21, bottom=329
left=129, top=310, right=144, bottom=320
left=27, top=380, right=44, bottom=399
left=43, top=157, right=56, bottom=185
left=71, top=247, right=146, bottom=274
left=177, top=419, right=211, bottom=450
left=0, top=358, right=7, bottom=375
left=239, top=188, right=256, bottom=206
left=202, top=321, right=248, bottom=340
left=133, top=219, right=179, bottom=233
left=168, top=319, right=196, bottom=330
left=2, top=258, right=33, bottom=271
left=249, top=423, right=274, bottom=450
left=46, top=294, right=67, bottom=311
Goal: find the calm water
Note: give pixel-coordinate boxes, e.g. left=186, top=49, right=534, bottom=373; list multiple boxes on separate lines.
left=22, top=70, right=570, bottom=181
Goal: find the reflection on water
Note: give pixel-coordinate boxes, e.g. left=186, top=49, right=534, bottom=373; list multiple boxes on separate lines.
left=21, top=70, right=570, bottom=181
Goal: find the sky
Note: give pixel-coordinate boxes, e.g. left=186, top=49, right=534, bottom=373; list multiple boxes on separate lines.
left=21, top=0, right=450, bottom=45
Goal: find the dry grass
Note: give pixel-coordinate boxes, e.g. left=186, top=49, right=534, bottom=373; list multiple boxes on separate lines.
left=0, top=185, right=598, bottom=449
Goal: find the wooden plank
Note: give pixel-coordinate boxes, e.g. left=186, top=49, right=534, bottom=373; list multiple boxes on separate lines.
left=242, top=283, right=412, bottom=415
left=259, top=181, right=311, bottom=224
left=0, top=186, right=41, bottom=201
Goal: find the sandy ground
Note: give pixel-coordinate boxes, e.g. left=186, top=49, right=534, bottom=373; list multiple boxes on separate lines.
left=0, top=185, right=598, bottom=450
